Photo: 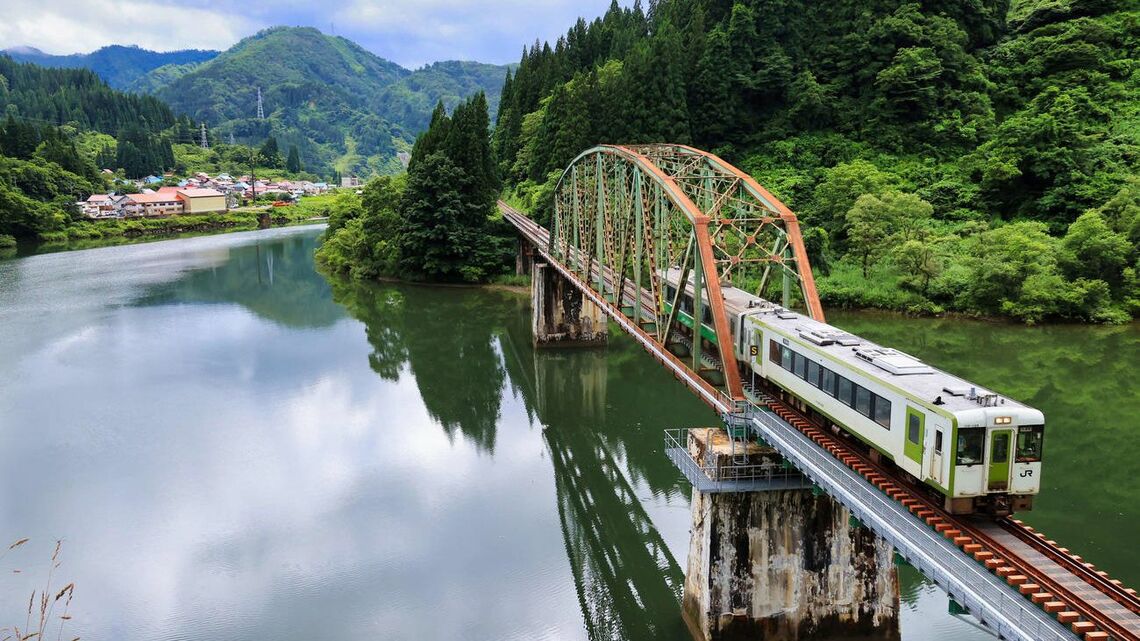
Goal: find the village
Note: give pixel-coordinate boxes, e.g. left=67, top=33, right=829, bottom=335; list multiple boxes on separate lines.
left=78, top=171, right=335, bottom=218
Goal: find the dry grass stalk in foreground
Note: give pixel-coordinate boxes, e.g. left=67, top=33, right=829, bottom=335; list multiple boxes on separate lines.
left=1, top=539, right=77, bottom=641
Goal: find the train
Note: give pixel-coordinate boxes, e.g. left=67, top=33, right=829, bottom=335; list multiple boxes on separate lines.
left=662, top=268, right=1044, bottom=516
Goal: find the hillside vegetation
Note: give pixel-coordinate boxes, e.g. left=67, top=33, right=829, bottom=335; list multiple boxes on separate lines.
left=3, top=45, right=217, bottom=90
left=147, top=27, right=511, bottom=177
left=493, top=0, right=1139, bottom=323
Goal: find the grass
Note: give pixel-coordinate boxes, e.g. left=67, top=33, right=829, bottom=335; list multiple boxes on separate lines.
left=1, top=539, right=75, bottom=641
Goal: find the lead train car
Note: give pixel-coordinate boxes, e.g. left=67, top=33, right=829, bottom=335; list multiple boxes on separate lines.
left=662, top=269, right=1044, bottom=515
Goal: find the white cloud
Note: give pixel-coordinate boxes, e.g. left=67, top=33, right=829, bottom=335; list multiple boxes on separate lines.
left=0, top=0, right=625, bottom=68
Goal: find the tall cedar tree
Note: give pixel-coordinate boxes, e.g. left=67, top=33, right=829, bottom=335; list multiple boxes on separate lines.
left=399, top=93, right=506, bottom=282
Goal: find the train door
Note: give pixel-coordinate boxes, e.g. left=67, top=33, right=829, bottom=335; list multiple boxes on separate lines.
left=929, top=420, right=947, bottom=486
left=987, top=429, right=1013, bottom=491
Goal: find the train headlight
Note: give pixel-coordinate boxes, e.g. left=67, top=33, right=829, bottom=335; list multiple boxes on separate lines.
left=995, top=416, right=1012, bottom=425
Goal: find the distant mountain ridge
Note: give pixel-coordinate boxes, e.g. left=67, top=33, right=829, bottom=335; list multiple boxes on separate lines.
left=2, top=44, right=218, bottom=90
left=4, top=27, right=512, bottom=176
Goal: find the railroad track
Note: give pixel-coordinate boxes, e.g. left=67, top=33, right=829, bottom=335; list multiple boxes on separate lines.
left=753, top=390, right=1140, bottom=641
left=504, top=202, right=1140, bottom=640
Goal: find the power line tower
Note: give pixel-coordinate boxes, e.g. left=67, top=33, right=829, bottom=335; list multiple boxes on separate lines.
left=200, top=123, right=209, bottom=149
left=228, top=132, right=235, bottom=145
left=256, top=87, right=265, bottom=119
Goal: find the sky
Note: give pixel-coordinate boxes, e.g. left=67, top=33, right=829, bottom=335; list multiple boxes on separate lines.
left=0, top=0, right=623, bottom=69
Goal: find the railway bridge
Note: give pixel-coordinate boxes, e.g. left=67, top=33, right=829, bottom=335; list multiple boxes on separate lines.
left=500, top=144, right=1139, bottom=641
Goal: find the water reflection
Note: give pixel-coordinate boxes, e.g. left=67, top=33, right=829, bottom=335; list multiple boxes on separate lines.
left=136, top=233, right=346, bottom=329
left=330, top=278, right=696, bottom=639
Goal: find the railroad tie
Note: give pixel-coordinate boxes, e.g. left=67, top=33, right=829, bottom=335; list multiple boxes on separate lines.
left=1070, top=622, right=1096, bottom=635
left=1030, top=592, right=1053, bottom=604
left=1042, top=601, right=1066, bottom=613
left=1083, top=632, right=1110, bottom=641
left=1056, top=612, right=1080, bottom=623
left=1018, top=583, right=1040, bottom=595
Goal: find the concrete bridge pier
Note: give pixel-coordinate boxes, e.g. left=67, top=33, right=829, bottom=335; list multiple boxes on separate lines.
left=531, top=262, right=608, bottom=348
left=682, top=431, right=900, bottom=641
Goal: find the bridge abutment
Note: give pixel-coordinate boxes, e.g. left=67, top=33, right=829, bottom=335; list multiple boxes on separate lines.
left=531, top=262, right=607, bottom=348
left=682, top=431, right=899, bottom=641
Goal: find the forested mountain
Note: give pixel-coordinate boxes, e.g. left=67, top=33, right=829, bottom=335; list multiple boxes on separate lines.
left=495, top=0, right=1139, bottom=323
left=0, top=58, right=197, bottom=238
left=2, top=45, right=218, bottom=90
left=376, top=61, right=516, bottom=133
left=142, top=27, right=510, bottom=177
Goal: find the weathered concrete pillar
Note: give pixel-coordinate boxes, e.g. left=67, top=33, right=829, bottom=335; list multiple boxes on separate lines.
left=516, top=236, right=534, bottom=276
left=532, top=262, right=607, bottom=348
left=683, top=483, right=899, bottom=640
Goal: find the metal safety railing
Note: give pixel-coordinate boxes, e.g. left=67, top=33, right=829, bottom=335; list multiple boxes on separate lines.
left=663, top=428, right=813, bottom=493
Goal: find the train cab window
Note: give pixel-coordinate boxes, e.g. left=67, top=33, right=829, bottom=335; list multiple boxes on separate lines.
left=873, top=396, right=891, bottom=429
left=793, top=352, right=807, bottom=379
left=956, top=428, right=984, bottom=466
left=807, top=361, right=820, bottom=387
left=837, top=376, right=853, bottom=406
left=821, top=368, right=836, bottom=396
left=855, top=386, right=871, bottom=417
left=1016, top=425, right=1044, bottom=462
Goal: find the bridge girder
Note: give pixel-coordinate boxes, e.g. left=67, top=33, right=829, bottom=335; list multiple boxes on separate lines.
left=549, top=144, right=823, bottom=403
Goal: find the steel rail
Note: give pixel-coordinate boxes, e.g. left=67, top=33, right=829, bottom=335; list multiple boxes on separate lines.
left=1000, top=519, right=1140, bottom=615
left=503, top=202, right=1136, bottom=641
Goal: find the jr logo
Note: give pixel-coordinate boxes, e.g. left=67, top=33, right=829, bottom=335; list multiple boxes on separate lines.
left=1020, top=469, right=1034, bottom=478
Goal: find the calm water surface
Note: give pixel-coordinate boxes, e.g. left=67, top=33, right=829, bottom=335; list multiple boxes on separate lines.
left=0, top=227, right=1135, bottom=640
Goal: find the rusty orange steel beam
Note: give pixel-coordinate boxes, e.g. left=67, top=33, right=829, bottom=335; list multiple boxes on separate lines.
left=553, top=145, right=745, bottom=402
left=666, top=144, right=825, bottom=322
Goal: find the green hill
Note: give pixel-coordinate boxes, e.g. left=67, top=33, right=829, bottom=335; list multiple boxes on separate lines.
left=377, top=61, right=514, bottom=133
left=145, top=27, right=510, bottom=177
left=2, top=45, right=218, bottom=90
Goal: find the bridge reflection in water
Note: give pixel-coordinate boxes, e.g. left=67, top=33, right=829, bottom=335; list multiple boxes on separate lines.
left=501, top=312, right=692, bottom=641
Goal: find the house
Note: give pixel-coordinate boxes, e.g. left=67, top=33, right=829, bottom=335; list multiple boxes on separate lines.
left=142, top=175, right=163, bottom=185
left=397, top=152, right=411, bottom=169
left=177, top=188, right=227, bottom=214
left=80, top=194, right=125, bottom=218
left=124, top=192, right=182, bottom=217
left=341, top=175, right=361, bottom=188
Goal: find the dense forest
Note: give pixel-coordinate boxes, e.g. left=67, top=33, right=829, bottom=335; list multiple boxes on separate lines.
left=150, top=27, right=511, bottom=177
left=0, top=57, right=192, bottom=239
left=316, top=93, right=514, bottom=282
left=4, top=45, right=218, bottom=90
left=491, top=0, right=1138, bottom=323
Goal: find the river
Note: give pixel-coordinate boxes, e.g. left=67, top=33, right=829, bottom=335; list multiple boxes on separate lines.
left=0, top=226, right=1135, bottom=640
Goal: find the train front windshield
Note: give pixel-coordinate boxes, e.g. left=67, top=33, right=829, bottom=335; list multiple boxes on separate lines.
left=1016, top=425, right=1044, bottom=462
left=956, top=428, right=985, bottom=465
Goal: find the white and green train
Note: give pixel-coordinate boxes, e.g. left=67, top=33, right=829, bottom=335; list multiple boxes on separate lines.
left=663, top=268, right=1043, bottom=515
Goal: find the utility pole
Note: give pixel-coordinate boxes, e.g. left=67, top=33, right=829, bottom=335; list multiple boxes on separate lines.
left=199, top=123, right=209, bottom=149
left=256, top=87, right=265, bottom=120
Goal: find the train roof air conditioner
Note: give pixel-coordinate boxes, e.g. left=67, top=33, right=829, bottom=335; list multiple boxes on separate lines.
left=853, top=346, right=933, bottom=375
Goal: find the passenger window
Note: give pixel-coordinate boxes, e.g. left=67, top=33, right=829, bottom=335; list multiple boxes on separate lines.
left=781, top=345, right=793, bottom=370
left=769, top=340, right=782, bottom=364
left=908, top=414, right=920, bottom=443
left=822, top=369, right=835, bottom=396
left=993, top=433, right=1009, bottom=463
left=837, top=377, right=853, bottom=406
left=807, top=361, right=820, bottom=386
left=666, top=284, right=676, bottom=302
left=956, top=429, right=984, bottom=465
left=873, top=396, right=891, bottom=428
left=855, top=386, right=871, bottom=417
left=793, top=352, right=806, bottom=378
left=934, top=430, right=943, bottom=454
left=1016, top=425, right=1044, bottom=462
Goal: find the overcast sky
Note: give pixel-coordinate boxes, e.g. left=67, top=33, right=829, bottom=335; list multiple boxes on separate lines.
left=0, top=0, right=623, bottom=68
